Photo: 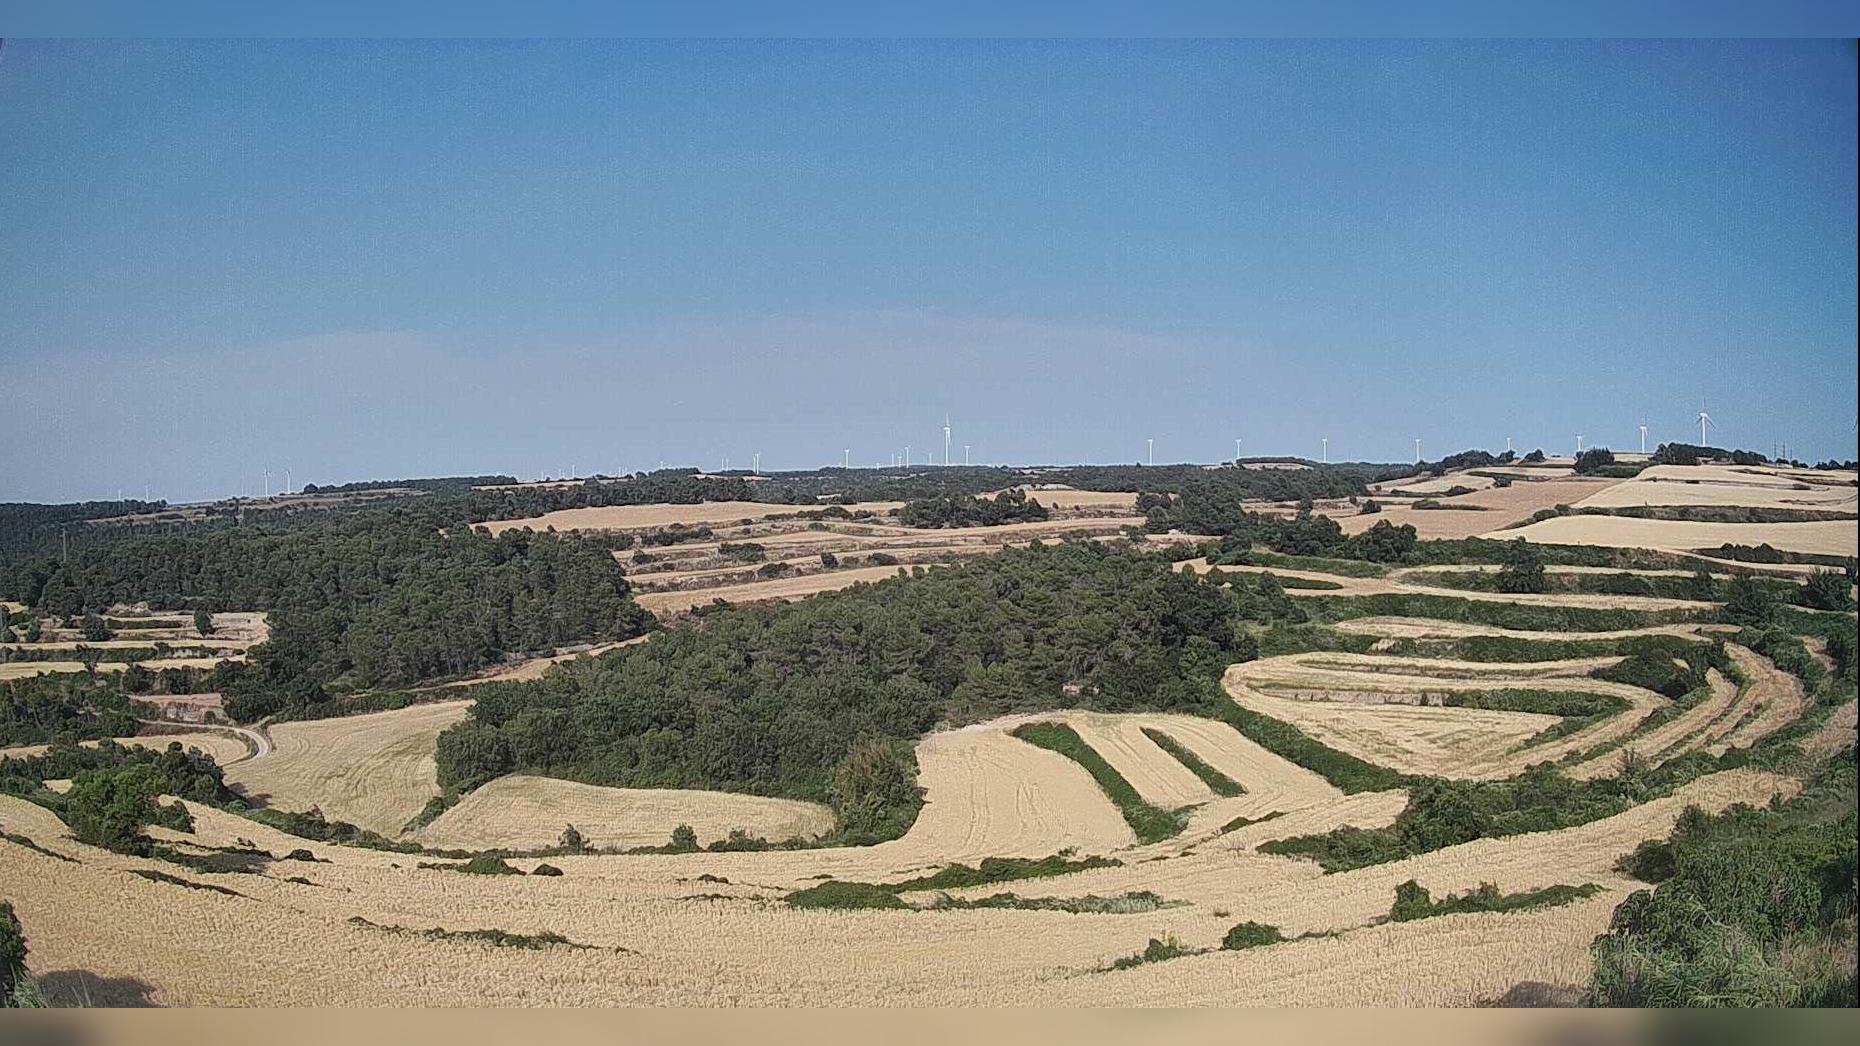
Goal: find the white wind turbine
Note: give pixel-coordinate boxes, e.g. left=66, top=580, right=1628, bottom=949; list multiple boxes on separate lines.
left=1146, top=438, right=1153, bottom=466
left=1697, top=406, right=1714, bottom=446
left=943, top=415, right=952, bottom=467
left=1321, top=437, right=1328, bottom=464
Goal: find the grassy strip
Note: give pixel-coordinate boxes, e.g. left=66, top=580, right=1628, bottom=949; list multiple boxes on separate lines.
left=1378, top=632, right=1709, bottom=664
left=1253, top=625, right=1380, bottom=658
left=1271, top=575, right=1345, bottom=590
left=922, top=891, right=1177, bottom=914
left=1304, top=593, right=1711, bottom=633
left=1140, top=727, right=1244, bottom=796
left=129, top=868, right=246, bottom=898
left=1107, top=934, right=1200, bottom=970
left=784, top=854, right=1124, bottom=909
left=346, top=915, right=601, bottom=950
left=1389, top=879, right=1602, bottom=922
left=1211, top=550, right=1392, bottom=577
left=1207, top=696, right=1406, bottom=794
left=1441, top=689, right=1631, bottom=718
left=1216, top=810, right=1285, bottom=835
left=0, top=827, right=77, bottom=863
left=785, top=881, right=909, bottom=910
left=1010, top=722, right=1185, bottom=843
left=891, top=854, right=1121, bottom=892
left=1262, top=748, right=1737, bottom=873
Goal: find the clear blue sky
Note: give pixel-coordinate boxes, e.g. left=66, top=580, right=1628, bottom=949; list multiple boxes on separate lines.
left=1, top=38, right=1855, bottom=502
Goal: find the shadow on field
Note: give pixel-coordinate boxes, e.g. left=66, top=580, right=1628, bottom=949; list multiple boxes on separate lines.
left=35, top=968, right=160, bottom=1007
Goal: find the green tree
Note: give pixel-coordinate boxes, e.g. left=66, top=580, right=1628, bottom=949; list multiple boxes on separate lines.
left=669, top=824, right=699, bottom=852
left=64, top=762, right=170, bottom=854
left=1494, top=541, right=1547, bottom=594
left=558, top=824, right=585, bottom=851
left=0, top=901, right=26, bottom=1005
left=193, top=609, right=215, bottom=636
left=1722, top=574, right=1780, bottom=626
left=80, top=612, right=113, bottom=642
left=829, top=736, right=922, bottom=843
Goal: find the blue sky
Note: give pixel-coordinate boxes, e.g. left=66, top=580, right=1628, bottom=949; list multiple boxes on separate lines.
left=1, top=39, right=1855, bottom=502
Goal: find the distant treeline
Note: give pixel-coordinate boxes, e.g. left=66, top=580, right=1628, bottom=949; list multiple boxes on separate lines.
left=300, top=475, right=516, bottom=494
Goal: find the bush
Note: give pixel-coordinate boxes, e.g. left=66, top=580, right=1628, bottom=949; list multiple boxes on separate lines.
left=1221, top=921, right=1285, bottom=950
left=1358, top=499, right=1381, bottom=515
left=558, top=824, right=585, bottom=852
left=1573, top=448, right=1617, bottom=475
left=1109, top=935, right=1198, bottom=969
left=785, top=880, right=909, bottom=910
left=829, top=736, right=922, bottom=844
left=531, top=863, right=563, bottom=876
left=64, top=762, right=177, bottom=855
left=669, top=824, right=699, bottom=852
left=1494, top=541, right=1547, bottom=594
left=0, top=901, right=25, bottom=1005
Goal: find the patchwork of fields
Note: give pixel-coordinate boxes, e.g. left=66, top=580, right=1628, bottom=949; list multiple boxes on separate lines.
left=1, top=462, right=1854, bottom=1006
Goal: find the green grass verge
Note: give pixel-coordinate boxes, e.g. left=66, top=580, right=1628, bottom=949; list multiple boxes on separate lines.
left=1140, top=727, right=1244, bottom=796
left=1010, top=722, right=1185, bottom=843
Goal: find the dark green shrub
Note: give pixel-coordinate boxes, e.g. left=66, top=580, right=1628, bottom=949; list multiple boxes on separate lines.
left=1221, top=921, right=1285, bottom=950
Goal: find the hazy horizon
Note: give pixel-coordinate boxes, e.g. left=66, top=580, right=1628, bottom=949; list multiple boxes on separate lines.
left=3, top=39, right=1855, bottom=504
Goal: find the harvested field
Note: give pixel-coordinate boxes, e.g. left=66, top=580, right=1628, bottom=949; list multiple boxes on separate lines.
left=0, top=655, right=243, bottom=680
left=1007, top=487, right=1142, bottom=511
left=1333, top=478, right=1620, bottom=539
left=633, top=563, right=919, bottom=614
left=0, top=766, right=1787, bottom=1006
left=1801, top=701, right=1858, bottom=758
left=1223, top=656, right=1666, bottom=779
left=224, top=701, right=472, bottom=835
left=1491, top=515, right=1859, bottom=557
left=1577, top=477, right=1859, bottom=510
left=413, top=774, right=836, bottom=851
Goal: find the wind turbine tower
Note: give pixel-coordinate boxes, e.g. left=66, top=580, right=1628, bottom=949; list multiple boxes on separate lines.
left=1414, top=438, right=1422, bottom=464
left=1639, top=421, right=1648, bottom=454
left=1321, top=437, right=1328, bottom=464
left=943, top=415, right=951, bottom=467
left=1146, top=438, right=1154, bottom=466
left=1233, top=438, right=1241, bottom=462
left=1505, top=435, right=1512, bottom=454
left=1697, top=406, right=1713, bottom=446
left=964, top=445, right=971, bottom=466
left=1576, top=434, right=1584, bottom=454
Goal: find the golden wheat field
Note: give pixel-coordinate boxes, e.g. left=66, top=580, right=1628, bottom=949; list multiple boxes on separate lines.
left=2, top=483, right=1851, bottom=1009
left=412, top=775, right=836, bottom=851
left=223, top=701, right=473, bottom=835
left=1490, top=514, right=1860, bottom=557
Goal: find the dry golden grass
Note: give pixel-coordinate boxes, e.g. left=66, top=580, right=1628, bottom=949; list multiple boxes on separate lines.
left=1577, top=475, right=1858, bottom=510
left=0, top=765, right=1787, bottom=1006
left=1489, top=515, right=1859, bottom=557
left=1334, top=478, right=1619, bottom=539
left=224, top=701, right=472, bottom=835
left=440, top=637, right=648, bottom=688
left=0, top=655, right=243, bottom=681
left=1004, top=487, right=1142, bottom=511
left=412, top=774, right=835, bottom=851
left=1802, top=700, right=1858, bottom=759
left=633, top=564, right=918, bottom=613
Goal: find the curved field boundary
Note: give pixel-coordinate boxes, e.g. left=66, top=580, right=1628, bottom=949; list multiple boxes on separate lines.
left=412, top=774, right=835, bottom=851
left=1225, top=654, right=1666, bottom=779
left=224, top=700, right=473, bottom=836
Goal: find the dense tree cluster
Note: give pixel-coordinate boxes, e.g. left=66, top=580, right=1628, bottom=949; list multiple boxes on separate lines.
left=435, top=542, right=1245, bottom=841
left=1593, top=747, right=1856, bottom=1006
left=0, top=673, right=138, bottom=746
left=5, top=513, right=654, bottom=718
left=898, top=489, right=1049, bottom=528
